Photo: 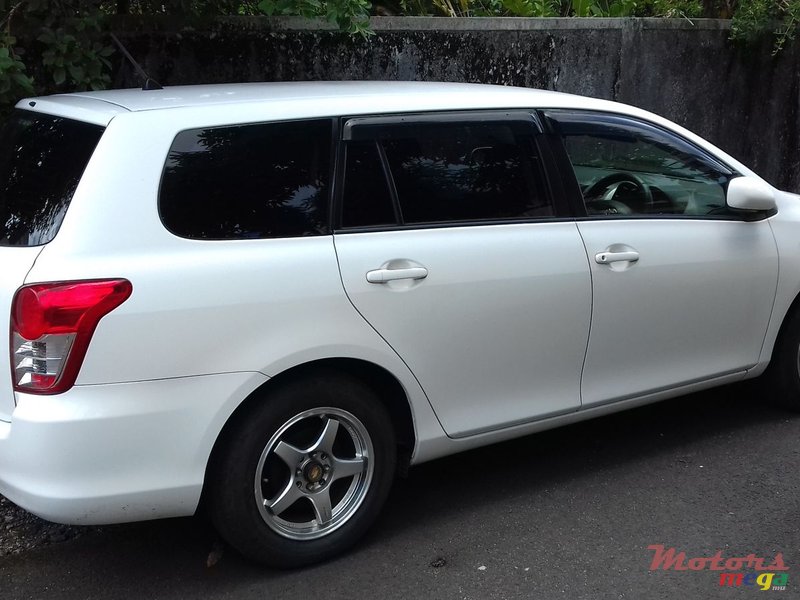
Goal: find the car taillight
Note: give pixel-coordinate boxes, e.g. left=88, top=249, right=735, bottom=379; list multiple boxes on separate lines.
left=10, top=279, right=132, bottom=395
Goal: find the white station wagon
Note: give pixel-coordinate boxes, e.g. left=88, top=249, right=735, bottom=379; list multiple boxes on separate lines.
left=0, top=81, right=797, bottom=567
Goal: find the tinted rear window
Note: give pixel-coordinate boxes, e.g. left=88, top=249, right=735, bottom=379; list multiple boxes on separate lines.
left=159, top=119, right=333, bottom=240
left=0, top=110, right=104, bottom=246
left=341, top=120, right=552, bottom=228
left=382, top=122, right=552, bottom=224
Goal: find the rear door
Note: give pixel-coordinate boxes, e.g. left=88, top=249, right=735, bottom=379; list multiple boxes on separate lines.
left=0, top=110, right=104, bottom=420
left=333, top=113, right=592, bottom=438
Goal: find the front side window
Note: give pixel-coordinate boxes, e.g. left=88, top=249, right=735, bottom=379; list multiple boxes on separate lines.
left=0, top=110, right=104, bottom=246
left=545, top=111, right=736, bottom=218
left=160, top=119, right=332, bottom=240
left=341, top=119, right=552, bottom=227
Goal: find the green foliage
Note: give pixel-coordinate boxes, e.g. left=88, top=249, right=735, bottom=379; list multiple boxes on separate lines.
left=731, top=0, right=800, bottom=54
left=257, top=0, right=372, bottom=34
left=731, top=0, right=772, bottom=42
left=0, top=38, right=35, bottom=109
left=569, top=0, right=701, bottom=17
left=0, top=1, right=35, bottom=110
left=395, top=0, right=701, bottom=17
left=38, top=19, right=114, bottom=90
left=1, top=1, right=116, bottom=106
left=522, top=0, right=560, bottom=17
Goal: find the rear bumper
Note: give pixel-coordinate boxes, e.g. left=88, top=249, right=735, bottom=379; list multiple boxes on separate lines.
left=0, top=372, right=267, bottom=525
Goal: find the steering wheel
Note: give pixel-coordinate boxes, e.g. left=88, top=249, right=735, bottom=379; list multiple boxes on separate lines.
left=584, top=172, right=653, bottom=215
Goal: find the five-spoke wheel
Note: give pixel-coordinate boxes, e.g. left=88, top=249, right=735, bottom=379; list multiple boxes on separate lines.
left=209, top=372, right=396, bottom=567
left=256, top=408, right=374, bottom=540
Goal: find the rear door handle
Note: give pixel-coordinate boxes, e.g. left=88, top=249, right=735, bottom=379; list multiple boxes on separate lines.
left=595, top=251, right=639, bottom=264
left=366, top=266, right=428, bottom=283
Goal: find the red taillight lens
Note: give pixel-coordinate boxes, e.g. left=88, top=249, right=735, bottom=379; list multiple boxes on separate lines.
left=10, top=279, right=133, bottom=395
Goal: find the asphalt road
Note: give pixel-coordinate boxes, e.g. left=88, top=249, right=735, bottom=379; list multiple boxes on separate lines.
left=1, top=383, right=798, bottom=600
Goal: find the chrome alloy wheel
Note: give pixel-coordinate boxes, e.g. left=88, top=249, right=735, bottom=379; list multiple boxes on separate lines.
left=254, top=407, right=374, bottom=540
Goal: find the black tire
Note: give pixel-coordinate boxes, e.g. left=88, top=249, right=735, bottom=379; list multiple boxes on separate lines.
left=765, top=308, right=800, bottom=411
left=209, top=371, right=396, bottom=567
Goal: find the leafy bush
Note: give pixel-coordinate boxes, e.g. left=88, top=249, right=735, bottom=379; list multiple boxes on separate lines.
left=730, top=0, right=800, bottom=54
left=0, top=40, right=34, bottom=109
left=1, top=1, right=115, bottom=114
left=257, top=0, right=373, bottom=35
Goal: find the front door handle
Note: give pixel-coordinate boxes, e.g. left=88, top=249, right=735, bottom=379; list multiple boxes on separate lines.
left=366, top=266, right=428, bottom=283
left=595, top=251, right=639, bottom=264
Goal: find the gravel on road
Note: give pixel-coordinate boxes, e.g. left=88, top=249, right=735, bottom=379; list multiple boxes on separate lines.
left=0, top=495, right=87, bottom=556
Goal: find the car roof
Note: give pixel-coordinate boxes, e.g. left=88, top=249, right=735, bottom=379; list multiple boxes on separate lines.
left=20, top=81, right=630, bottom=123
left=72, top=81, right=577, bottom=111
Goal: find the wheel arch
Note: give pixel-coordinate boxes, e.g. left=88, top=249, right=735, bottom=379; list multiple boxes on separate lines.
left=761, top=287, right=800, bottom=366
left=200, top=357, right=416, bottom=507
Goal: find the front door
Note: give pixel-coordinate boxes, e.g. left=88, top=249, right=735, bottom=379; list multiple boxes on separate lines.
left=545, top=110, right=779, bottom=407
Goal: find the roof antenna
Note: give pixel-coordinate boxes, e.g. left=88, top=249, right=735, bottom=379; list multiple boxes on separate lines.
left=109, top=33, right=163, bottom=91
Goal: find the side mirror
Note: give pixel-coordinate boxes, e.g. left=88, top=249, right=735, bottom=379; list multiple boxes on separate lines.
left=727, top=177, right=776, bottom=212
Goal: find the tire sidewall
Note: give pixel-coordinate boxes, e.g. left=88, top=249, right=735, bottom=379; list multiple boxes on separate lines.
left=210, top=373, right=397, bottom=567
left=768, top=309, right=800, bottom=411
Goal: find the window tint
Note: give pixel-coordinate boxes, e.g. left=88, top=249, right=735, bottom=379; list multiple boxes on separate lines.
left=0, top=110, right=104, bottom=246
left=160, top=119, right=332, bottom=239
left=341, top=141, right=396, bottom=228
left=341, top=120, right=552, bottom=227
left=547, top=111, right=735, bottom=218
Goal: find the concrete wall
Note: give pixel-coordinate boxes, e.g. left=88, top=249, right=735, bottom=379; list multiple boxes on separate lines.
left=110, top=17, right=799, bottom=191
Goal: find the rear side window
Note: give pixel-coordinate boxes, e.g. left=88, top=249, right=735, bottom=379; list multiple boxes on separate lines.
left=160, top=119, right=333, bottom=240
left=341, top=120, right=552, bottom=227
left=0, top=110, right=104, bottom=246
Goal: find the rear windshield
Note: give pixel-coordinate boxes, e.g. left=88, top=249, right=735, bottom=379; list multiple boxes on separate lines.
left=0, top=110, right=104, bottom=246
